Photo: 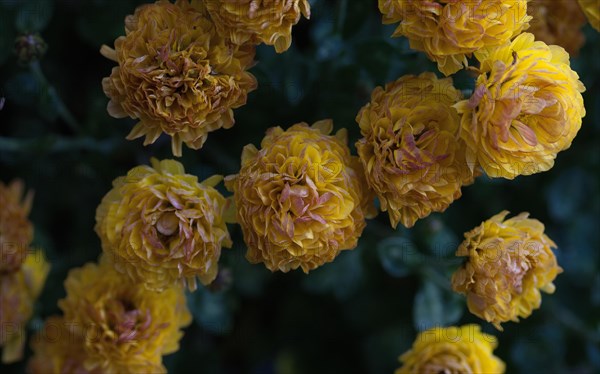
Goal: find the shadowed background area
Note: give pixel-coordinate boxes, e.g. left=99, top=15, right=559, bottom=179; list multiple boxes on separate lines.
left=1, top=0, right=599, bottom=373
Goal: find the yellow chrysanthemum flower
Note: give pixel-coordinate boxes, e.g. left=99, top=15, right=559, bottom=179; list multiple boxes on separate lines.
left=1, top=251, right=50, bottom=364
left=0, top=180, right=33, bottom=272
left=57, top=259, right=192, bottom=374
left=396, top=324, right=505, bottom=374
left=356, top=73, right=476, bottom=229
left=101, top=0, right=257, bottom=156
left=528, top=0, right=586, bottom=56
left=205, top=0, right=311, bottom=53
left=455, top=33, right=586, bottom=179
left=28, top=316, right=101, bottom=374
left=225, top=120, right=376, bottom=273
left=578, top=0, right=600, bottom=31
left=452, top=211, right=562, bottom=330
left=95, top=158, right=232, bottom=292
left=378, top=0, right=530, bottom=76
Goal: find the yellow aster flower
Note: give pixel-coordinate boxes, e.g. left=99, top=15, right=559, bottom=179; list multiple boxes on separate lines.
left=101, top=0, right=257, bottom=156
left=57, top=259, right=192, bottom=374
left=28, top=316, right=100, bottom=374
left=451, top=211, right=562, bottom=330
left=356, top=73, right=476, bottom=229
left=455, top=33, right=586, bottom=179
left=205, top=0, right=311, bottom=53
left=528, top=0, right=586, bottom=56
left=1, top=250, right=50, bottom=364
left=95, top=158, right=232, bottom=292
left=0, top=180, right=33, bottom=272
left=396, top=324, right=505, bottom=374
left=225, top=120, right=376, bottom=273
left=378, top=0, right=530, bottom=76
left=578, top=0, right=600, bottom=31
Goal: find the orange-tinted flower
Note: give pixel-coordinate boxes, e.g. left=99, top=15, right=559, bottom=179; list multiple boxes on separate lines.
left=396, top=325, right=505, bottom=373
left=356, top=73, right=475, bottom=228
left=205, top=0, right=310, bottom=52
left=101, top=0, right=257, bottom=156
left=528, top=0, right=586, bottom=56
left=27, top=316, right=100, bottom=374
left=1, top=251, right=50, bottom=363
left=455, top=33, right=586, bottom=179
left=0, top=180, right=33, bottom=272
left=95, top=159, right=232, bottom=291
left=58, top=259, right=191, bottom=373
left=452, top=211, right=562, bottom=329
left=578, top=0, right=600, bottom=31
left=379, top=0, right=530, bottom=75
left=225, top=120, right=376, bottom=272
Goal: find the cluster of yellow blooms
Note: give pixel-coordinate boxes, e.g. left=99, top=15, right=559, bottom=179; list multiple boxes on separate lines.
left=5, top=0, right=597, bottom=372
left=0, top=181, right=49, bottom=364
left=396, top=325, right=505, bottom=373
left=225, top=120, right=376, bottom=272
left=101, top=0, right=309, bottom=156
left=372, top=1, right=593, bottom=371
left=28, top=258, right=191, bottom=373
left=95, top=159, right=232, bottom=291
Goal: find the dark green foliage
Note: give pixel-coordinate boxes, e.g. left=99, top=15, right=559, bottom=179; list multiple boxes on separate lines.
left=1, top=0, right=599, bottom=373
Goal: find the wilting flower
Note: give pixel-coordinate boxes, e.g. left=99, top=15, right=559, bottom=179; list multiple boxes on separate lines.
left=225, top=120, right=376, bottom=273
left=452, top=211, right=562, bottom=330
left=579, top=0, right=600, bottom=31
left=57, top=259, right=191, bottom=373
left=528, top=0, right=586, bottom=56
left=1, top=251, right=50, bottom=363
left=27, top=316, right=100, bottom=374
left=101, top=0, right=257, bottom=156
left=205, top=0, right=311, bottom=53
left=455, top=33, right=586, bottom=179
left=356, top=73, right=475, bottom=228
left=396, top=324, right=505, bottom=374
left=378, top=0, right=530, bottom=75
left=95, top=159, right=232, bottom=292
left=0, top=180, right=33, bottom=272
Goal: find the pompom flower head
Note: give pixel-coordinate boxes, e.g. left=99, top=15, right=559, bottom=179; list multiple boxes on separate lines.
left=579, top=0, right=600, bottom=31
left=0, top=180, right=33, bottom=272
left=396, top=324, right=505, bottom=374
left=528, top=0, right=586, bottom=56
left=455, top=33, right=586, bottom=179
left=205, top=0, right=311, bottom=53
left=57, top=259, right=191, bottom=373
left=356, top=73, right=475, bottom=229
left=95, top=158, right=232, bottom=292
left=28, top=316, right=100, bottom=374
left=1, top=251, right=49, bottom=363
left=451, top=211, right=562, bottom=330
left=378, top=0, right=530, bottom=75
left=225, top=120, right=376, bottom=273
left=101, top=0, right=257, bottom=156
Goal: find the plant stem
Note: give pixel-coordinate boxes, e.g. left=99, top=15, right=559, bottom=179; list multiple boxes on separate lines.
left=29, top=61, right=82, bottom=134
left=0, top=136, right=117, bottom=154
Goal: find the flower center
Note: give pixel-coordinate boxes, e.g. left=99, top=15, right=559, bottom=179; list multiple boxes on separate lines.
left=156, top=212, right=179, bottom=236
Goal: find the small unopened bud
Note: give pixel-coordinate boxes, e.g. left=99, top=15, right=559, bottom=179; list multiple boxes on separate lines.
left=14, top=33, right=47, bottom=65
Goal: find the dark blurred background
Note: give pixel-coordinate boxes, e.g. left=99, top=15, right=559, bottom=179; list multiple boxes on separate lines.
left=1, top=0, right=599, bottom=373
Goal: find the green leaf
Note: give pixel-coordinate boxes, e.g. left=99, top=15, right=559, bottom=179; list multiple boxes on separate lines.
left=422, top=218, right=460, bottom=258
left=413, top=281, right=463, bottom=331
left=4, top=72, right=41, bottom=107
left=377, top=237, right=422, bottom=277
left=546, top=168, right=592, bottom=222
left=187, top=288, right=236, bottom=335
left=302, top=246, right=364, bottom=300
